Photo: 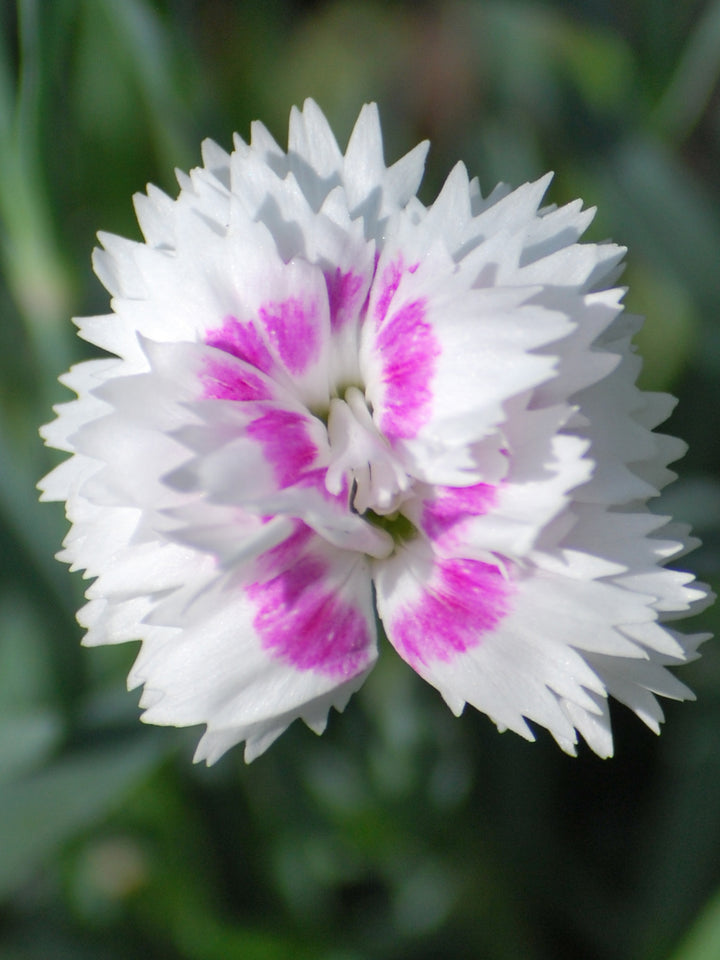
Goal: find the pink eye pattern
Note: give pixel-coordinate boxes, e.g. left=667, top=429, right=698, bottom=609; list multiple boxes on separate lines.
left=40, top=101, right=711, bottom=764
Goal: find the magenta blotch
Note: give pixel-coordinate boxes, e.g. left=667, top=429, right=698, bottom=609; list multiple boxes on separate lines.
left=422, top=483, right=498, bottom=543
left=248, top=551, right=372, bottom=677
left=205, top=316, right=275, bottom=375
left=325, top=268, right=365, bottom=330
left=200, top=356, right=273, bottom=402
left=255, top=520, right=315, bottom=578
left=373, top=257, right=403, bottom=327
left=259, top=297, right=320, bottom=374
left=246, top=409, right=317, bottom=488
left=297, top=467, right=348, bottom=505
left=377, top=298, right=439, bottom=440
left=392, top=557, right=512, bottom=669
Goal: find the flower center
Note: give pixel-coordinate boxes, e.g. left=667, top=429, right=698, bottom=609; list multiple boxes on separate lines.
left=324, top=386, right=413, bottom=517
left=363, top=507, right=418, bottom=544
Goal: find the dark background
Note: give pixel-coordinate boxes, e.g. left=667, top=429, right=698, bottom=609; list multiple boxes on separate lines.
left=1, top=2, right=720, bottom=958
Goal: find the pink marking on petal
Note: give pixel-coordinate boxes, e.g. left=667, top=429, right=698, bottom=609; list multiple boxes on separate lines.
left=205, top=316, right=275, bottom=376
left=296, top=467, right=348, bottom=505
left=247, top=409, right=317, bottom=488
left=392, top=557, right=512, bottom=669
left=326, top=268, right=365, bottom=330
left=373, top=257, right=403, bottom=327
left=259, top=297, right=320, bottom=374
left=256, top=520, right=315, bottom=577
left=200, top=357, right=273, bottom=401
left=248, top=550, right=372, bottom=678
left=377, top=298, right=439, bottom=440
left=422, top=483, right=498, bottom=542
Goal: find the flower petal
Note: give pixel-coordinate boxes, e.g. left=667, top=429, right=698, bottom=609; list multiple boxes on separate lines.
left=132, top=528, right=377, bottom=762
left=376, top=540, right=700, bottom=756
left=40, top=99, right=710, bottom=766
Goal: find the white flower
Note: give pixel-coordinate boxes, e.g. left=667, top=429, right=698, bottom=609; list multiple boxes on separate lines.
left=40, top=100, right=710, bottom=763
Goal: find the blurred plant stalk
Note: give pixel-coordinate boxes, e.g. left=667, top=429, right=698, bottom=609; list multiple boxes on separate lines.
left=0, top=0, right=77, bottom=615
left=0, top=0, right=75, bottom=385
left=0, top=145, right=75, bottom=364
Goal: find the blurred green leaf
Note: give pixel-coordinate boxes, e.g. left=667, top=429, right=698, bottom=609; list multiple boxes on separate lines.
left=653, top=0, right=720, bottom=142
left=555, top=19, right=637, bottom=113
left=0, top=708, right=63, bottom=784
left=82, top=0, right=197, bottom=172
left=0, top=589, right=54, bottom=704
left=596, top=136, right=720, bottom=309
left=626, top=259, right=699, bottom=391
left=0, top=424, right=76, bottom=617
left=667, top=889, right=720, bottom=960
left=267, top=0, right=404, bottom=138
left=0, top=0, right=75, bottom=369
left=0, top=736, right=163, bottom=900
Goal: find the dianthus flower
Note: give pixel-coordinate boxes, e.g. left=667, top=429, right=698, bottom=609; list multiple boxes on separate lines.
left=40, top=101, right=710, bottom=762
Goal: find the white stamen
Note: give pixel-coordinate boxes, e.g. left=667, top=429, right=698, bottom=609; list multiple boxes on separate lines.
left=326, top=386, right=412, bottom=515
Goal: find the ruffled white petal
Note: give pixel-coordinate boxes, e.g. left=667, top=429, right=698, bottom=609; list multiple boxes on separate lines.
left=376, top=542, right=701, bottom=756
left=133, top=531, right=377, bottom=763
left=39, top=99, right=710, bottom=765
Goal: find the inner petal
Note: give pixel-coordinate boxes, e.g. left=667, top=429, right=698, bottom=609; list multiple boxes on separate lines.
left=325, top=386, right=412, bottom=515
left=376, top=547, right=514, bottom=672
left=247, top=521, right=377, bottom=678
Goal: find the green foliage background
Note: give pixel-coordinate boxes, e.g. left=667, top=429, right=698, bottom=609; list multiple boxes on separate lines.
left=1, top=1, right=720, bottom=957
